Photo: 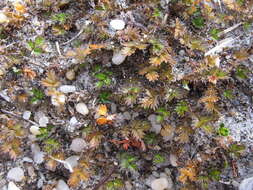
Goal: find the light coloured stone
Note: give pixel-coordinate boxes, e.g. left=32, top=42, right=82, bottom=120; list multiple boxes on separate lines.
left=112, top=52, right=127, bottom=65
left=39, top=116, right=49, bottom=127
left=65, top=70, right=75, bottom=80
left=22, top=111, right=31, bottom=120
left=69, top=117, right=78, bottom=126
left=70, top=138, right=87, bottom=152
left=110, top=19, right=125, bottom=30
left=64, top=156, right=79, bottom=170
left=7, top=167, right=24, bottom=182
left=30, top=125, right=41, bottom=136
left=51, top=93, right=66, bottom=106
left=239, top=176, right=253, bottom=190
left=0, top=12, right=9, bottom=24
left=75, top=103, right=89, bottom=116
left=31, top=144, right=45, bottom=164
left=169, top=154, right=178, bottom=167
left=8, top=182, right=20, bottom=190
left=58, top=85, right=76, bottom=93
left=151, top=178, right=169, bottom=190
left=56, top=180, right=69, bottom=190
left=33, top=151, right=45, bottom=164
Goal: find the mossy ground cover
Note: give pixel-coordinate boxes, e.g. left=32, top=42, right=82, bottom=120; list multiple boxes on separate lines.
left=0, top=0, right=253, bottom=189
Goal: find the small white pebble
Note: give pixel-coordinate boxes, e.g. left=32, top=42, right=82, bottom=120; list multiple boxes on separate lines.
left=39, top=116, right=49, bottom=127
left=56, top=180, right=70, bottom=190
left=58, top=85, right=76, bottom=93
left=70, top=138, right=87, bottom=152
left=112, top=52, right=127, bottom=65
left=8, top=182, right=20, bottom=190
left=75, top=103, right=89, bottom=116
left=7, top=167, right=24, bottom=182
left=33, top=151, right=45, bottom=164
left=65, top=70, right=75, bottom=80
left=110, top=19, right=125, bottom=30
left=30, top=125, right=41, bottom=136
left=0, top=12, right=9, bottom=24
left=22, top=111, right=31, bottom=120
left=151, top=178, right=169, bottom=190
left=64, top=156, right=79, bottom=171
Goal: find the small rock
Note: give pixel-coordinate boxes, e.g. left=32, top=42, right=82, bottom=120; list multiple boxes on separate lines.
left=7, top=182, right=20, bottom=190
left=145, top=175, right=156, bottom=187
left=0, top=90, right=11, bottom=102
left=150, top=123, right=162, bottom=134
left=56, top=180, right=70, bottom=190
left=31, top=144, right=45, bottom=164
left=75, top=103, right=89, bottom=116
left=7, top=167, right=24, bottom=182
left=33, top=151, right=45, bottom=164
left=112, top=51, right=127, bottom=65
left=111, top=103, right=117, bottom=113
left=0, top=12, right=9, bottom=24
left=65, top=70, right=75, bottom=80
left=239, top=176, right=253, bottom=190
left=159, top=173, right=167, bottom=178
left=37, top=179, right=43, bottom=189
left=151, top=178, right=169, bottom=190
left=152, top=171, right=160, bottom=178
left=30, top=125, right=41, bottom=136
left=123, top=112, right=131, bottom=120
left=164, top=168, right=171, bottom=176
left=0, top=179, right=6, bottom=188
left=69, top=117, right=78, bottom=126
left=125, top=181, right=132, bottom=190
left=27, top=166, right=36, bottom=177
left=148, top=114, right=157, bottom=123
left=110, top=19, right=125, bottom=30
left=51, top=93, right=66, bottom=106
left=22, top=111, right=31, bottom=120
left=70, top=138, right=87, bottom=152
left=179, top=49, right=185, bottom=56
left=39, top=116, right=48, bottom=127
left=68, top=117, right=79, bottom=132
left=22, top=157, right=33, bottom=163
left=58, top=85, right=76, bottom=93
left=64, top=156, right=79, bottom=170
left=169, top=154, right=178, bottom=167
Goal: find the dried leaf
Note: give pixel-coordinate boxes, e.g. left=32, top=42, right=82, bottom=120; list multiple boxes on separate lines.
left=96, top=104, right=108, bottom=116
left=96, top=116, right=113, bottom=125
left=146, top=71, right=159, bottom=82
left=1, top=138, right=21, bottom=160
left=88, top=132, right=103, bottom=148
left=174, top=18, right=186, bottom=39
left=41, top=70, right=61, bottom=88
left=176, top=126, right=193, bottom=144
left=23, top=67, right=36, bottom=79
left=178, top=162, right=197, bottom=184
left=160, top=124, right=174, bottom=137
left=140, top=90, right=159, bottom=110
left=13, top=2, right=26, bottom=14
left=199, top=86, right=219, bottom=113
left=68, top=167, right=89, bottom=187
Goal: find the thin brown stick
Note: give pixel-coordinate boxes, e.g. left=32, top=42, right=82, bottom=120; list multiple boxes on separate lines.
left=0, top=109, right=39, bottom=126
left=92, top=165, right=117, bottom=190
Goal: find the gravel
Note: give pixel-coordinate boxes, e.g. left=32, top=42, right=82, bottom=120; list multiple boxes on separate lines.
left=70, top=138, right=88, bottom=152
left=56, top=180, right=70, bottom=190
left=7, top=167, right=24, bottom=182
left=239, top=176, right=253, bottom=190
left=75, top=103, right=89, bottom=116
left=151, top=178, right=171, bottom=190
left=7, top=182, right=20, bottom=190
